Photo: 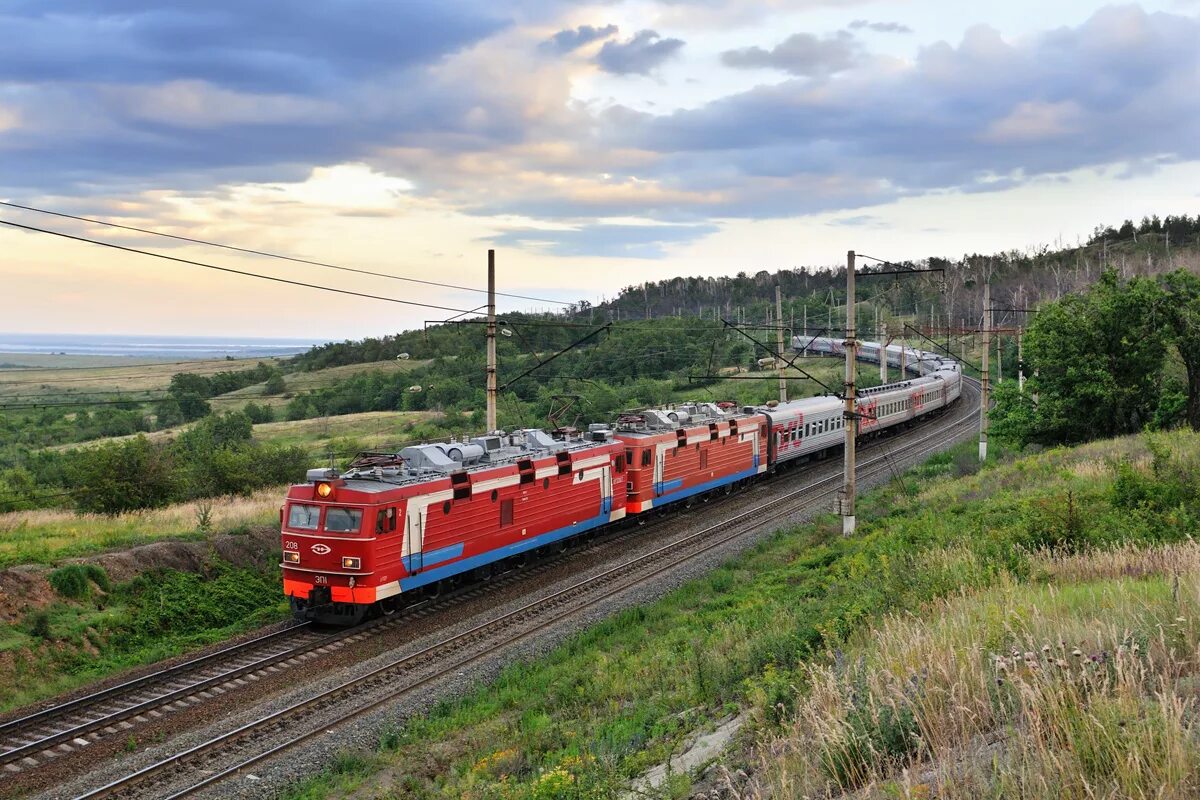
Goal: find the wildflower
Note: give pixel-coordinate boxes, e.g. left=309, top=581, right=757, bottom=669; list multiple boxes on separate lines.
left=1024, top=651, right=1035, bottom=661
left=1072, top=648, right=1083, bottom=658
left=1056, top=659, right=1069, bottom=669
left=1042, top=644, right=1051, bottom=653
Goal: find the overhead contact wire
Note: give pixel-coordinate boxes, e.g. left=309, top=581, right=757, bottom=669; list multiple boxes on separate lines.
left=0, top=219, right=474, bottom=314
left=0, top=200, right=570, bottom=306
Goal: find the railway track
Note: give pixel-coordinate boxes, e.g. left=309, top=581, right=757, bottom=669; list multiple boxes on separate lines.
left=72, top=379, right=980, bottom=800
left=0, top=521, right=649, bottom=777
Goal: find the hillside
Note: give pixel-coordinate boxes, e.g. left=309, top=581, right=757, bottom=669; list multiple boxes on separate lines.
left=284, top=430, right=1200, bottom=800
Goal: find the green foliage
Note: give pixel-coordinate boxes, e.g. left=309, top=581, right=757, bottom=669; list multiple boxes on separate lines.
left=1160, top=270, right=1200, bottom=430
left=115, top=564, right=281, bottom=645
left=263, top=373, right=287, bottom=395
left=993, top=271, right=1168, bottom=447
left=66, top=435, right=177, bottom=514
left=48, top=564, right=110, bottom=598
left=242, top=401, right=275, bottom=424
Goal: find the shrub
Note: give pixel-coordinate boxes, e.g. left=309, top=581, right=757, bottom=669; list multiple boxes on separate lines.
left=48, top=564, right=110, bottom=598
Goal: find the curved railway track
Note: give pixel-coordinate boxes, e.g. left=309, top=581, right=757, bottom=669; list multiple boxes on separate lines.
left=69, top=378, right=980, bottom=800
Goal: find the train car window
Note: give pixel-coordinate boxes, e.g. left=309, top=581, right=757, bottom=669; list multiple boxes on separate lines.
left=376, top=509, right=388, bottom=534
left=389, top=507, right=398, bottom=532
left=615, top=454, right=626, bottom=473
left=288, top=503, right=320, bottom=530
left=543, top=477, right=550, bottom=490
left=491, top=489, right=498, bottom=502
left=442, top=500, right=451, bottom=515
left=324, top=507, right=363, bottom=533
left=500, top=499, right=514, bottom=526
left=625, top=449, right=634, bottom=465
left=641, top=450, right=652, bottom=467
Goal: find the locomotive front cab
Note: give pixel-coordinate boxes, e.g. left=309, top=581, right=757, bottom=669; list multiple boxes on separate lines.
left=281, top=470, right=383, bottom=625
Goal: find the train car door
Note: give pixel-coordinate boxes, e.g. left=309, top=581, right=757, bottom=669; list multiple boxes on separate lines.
left=404, top=506, right=426, bottom=573
left=653, top=444, right=666, bottom=496
left=600, top=464, right=613, bottom=514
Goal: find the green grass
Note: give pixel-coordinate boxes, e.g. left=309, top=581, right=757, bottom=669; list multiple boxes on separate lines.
left=1, top=561, right=288, bottom=712
left=281, top=430, right=1200, bottom=800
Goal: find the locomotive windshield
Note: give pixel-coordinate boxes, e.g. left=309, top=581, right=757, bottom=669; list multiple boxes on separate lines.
left=287, top=503, right=320, bottom=530
left=324, top=507, right=363, bottom=533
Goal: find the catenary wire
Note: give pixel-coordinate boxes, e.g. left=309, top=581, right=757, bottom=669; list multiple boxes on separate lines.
left=0, top=219, right=474, bottom=314
left=0, top=200, right=571, bottom=306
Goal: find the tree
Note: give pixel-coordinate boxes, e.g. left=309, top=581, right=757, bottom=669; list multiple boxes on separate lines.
left=263, top=373, right=287, bottom=396
left=992, top=270, right=1168, bottom=446
left=1161, top=270, right=1200, bottom=430
left=175, top=391, right=211, bottom=422
left=67, top=436, right=176, bottom=514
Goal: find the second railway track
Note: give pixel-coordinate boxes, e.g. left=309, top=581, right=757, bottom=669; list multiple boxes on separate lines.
left=67, top=379, right=980, bottom=800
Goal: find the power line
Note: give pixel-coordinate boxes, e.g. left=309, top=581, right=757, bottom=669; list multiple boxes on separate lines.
left=0, top=218, right=474, bottom=314
left=0, top=200, right=571, bottom=306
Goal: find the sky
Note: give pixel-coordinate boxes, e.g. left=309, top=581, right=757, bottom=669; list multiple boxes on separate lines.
left=1, top=0, right=1197, bottom=339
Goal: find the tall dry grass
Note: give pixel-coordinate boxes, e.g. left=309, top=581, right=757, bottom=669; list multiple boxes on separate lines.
left=0, top=487, right=284, bottom=567
left=749, top=543, right=1200, bottom=799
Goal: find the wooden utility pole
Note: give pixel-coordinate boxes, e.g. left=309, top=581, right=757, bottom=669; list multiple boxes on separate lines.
left=841, top=251, right=857, bottom=537
left=980, top=282, right=990, bottom=462
left=775, top=285, right=787, bottom=403
left=486, top=249, right=498, bottom=432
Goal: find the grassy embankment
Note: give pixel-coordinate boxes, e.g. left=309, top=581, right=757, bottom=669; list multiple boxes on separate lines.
left=0, top=553, right=287, bottom=712
left=284, top=430, right=1200, bottom=800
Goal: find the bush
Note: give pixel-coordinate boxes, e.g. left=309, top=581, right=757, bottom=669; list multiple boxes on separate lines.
left=263, top=373, right=287, bottom=396
left=48, top=564, right=110, bottom=598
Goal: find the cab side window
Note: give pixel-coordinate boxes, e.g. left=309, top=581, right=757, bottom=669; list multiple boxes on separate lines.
left=376, top=507, right=398, bottom=534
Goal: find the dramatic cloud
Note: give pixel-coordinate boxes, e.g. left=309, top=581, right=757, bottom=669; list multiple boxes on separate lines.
left=848, top=20, right=913, bottom=34
left=612, top=6, right=1200, bottom=217
left=596, top=30, right=686, bottom=75
left=721, top=31, right=860, bottom=76
left=0, top=1, right=1197, bottom=261
left=541, top=24, right=618, bottom=53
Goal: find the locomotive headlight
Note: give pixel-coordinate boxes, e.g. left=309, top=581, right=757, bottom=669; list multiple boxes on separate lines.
left=316, top=482, right=334, bottom=498
left=342, top=556, right=361, bottom=570
left=283, top=551, right=300, bottom=564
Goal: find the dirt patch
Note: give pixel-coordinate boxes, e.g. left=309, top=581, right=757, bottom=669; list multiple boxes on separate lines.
left=0, top=565, right=59, bottom=623
left=69, top=525, right=279, bottom=583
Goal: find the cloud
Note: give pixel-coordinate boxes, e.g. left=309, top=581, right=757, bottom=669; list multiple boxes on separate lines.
left=541, top=24, right=618, bottom=53
left=612, top=5, right=1200, bottom=217
left=848, top=20, right=912, bottom=34
left=488, top=223, right=718, bottom=258
left=596, top=30, right=685, bottom=75
left=721, top=31, right=860, bottom=76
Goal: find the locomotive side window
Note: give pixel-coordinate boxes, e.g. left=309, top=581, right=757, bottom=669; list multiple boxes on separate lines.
left=615, top=454, right=626, bottom=473
left=288, top=504, right=320, bottom=530
left=324, top=507, right=362, bottom=533
left=375, top=507, right=398, bottom=534
left=641, top=450, right=652, bottom=467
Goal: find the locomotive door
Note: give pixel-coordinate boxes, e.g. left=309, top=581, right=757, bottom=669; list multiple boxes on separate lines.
left=404, top=506, right=426, bottom=573
left=600, top=466, right=613, bottom=514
